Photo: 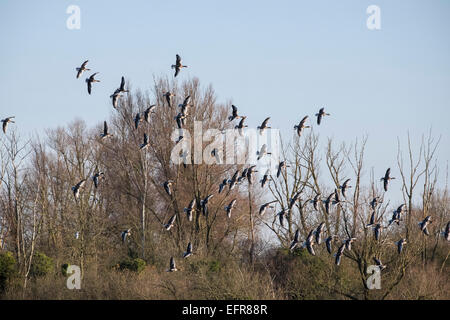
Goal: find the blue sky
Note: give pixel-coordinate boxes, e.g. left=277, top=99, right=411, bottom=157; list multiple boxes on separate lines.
left=1, top=0, right=449, bottom=202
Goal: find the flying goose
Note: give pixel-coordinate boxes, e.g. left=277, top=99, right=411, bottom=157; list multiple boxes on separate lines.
left=228, top=170, right=240, bottom=190
left=395, top=238, right=407, bottom=254
left=388, top=204, right=405, bottom=226
left=289, top=191, right=302, bottom=209
left=373, top=223, right=383, bottom=241
left=334, top=243, right=346, bottom=266
left=178, top=95, right=191, bottom=115
left=134, top=112, right=142, bottom=130
left=183, top=242, right=193, bottom=258
left=100, top=121, right=113, bottom=140
left=314, top=222, right=326, bottom=245
left=71, top=179, right=86, bottom=199
left=344, top=238, right=357, bottom=251
left=225, top=199, right=237, bottom=218
left=301, top=229, right=316, bottom=256
left=1, top=117, right=15, bottom=134
left=172, top=54, right=188, bottom=77
left=309, top=194, right=321, bottom=211
left=259, top=200, right=277, bottom=216
left=121, top=229, right=131, bottom=243
left=140, top=133, right=150, bottom=150
left=381, top=168, right=395, bottom=191
left=257, top=117, right=271, bottom=134
left=76, top=60, right=90, bottom=79
left=290, top=229, right=300, bottom=251
left=441, top=221, right=450, bottom=241
left=325, top=235, right=338, bottom=254
left=86, top=72, right=100, bottom=95
left=276, top=161, right=290, bottom=178
left=144, top=105, right=156, bottom=123
left=323, top=191, right=335, bottom=215
left=277, top=209, right=289, bottom=228
left=175, top=112, right=187, bottom=129
left=366, top=210, right=377, bottom=228
left=110, top=91, right=122, bottom=109
left=338, top=179, right=352, bottom=198
left=164, top=214, right=177, bottom=231
left=370, top=196, right=381, bottom=211
left=117, top=76, right=128, bottom=94
left=167, top=257, right=177, bottom=272
left=260, top=169, right=271, bottom=188
left=163, top=180, right=173, bottom=197
left=218, top=179, right=228, bottom=193
left=184, top=198, right=196, bottom=222
left=418, top=215, right=432, bottom=235
left=200, top=194, right=214, bottom=216
left=315, top=107, right=330, bottom=125
left=164, top=91, right=175, bottom=108
left=257, top=144, right=272, bottom=160
left=228, top=105, right=241, bottom=121
left=92, top=171, right=104, bottom=188
left=294, top=116, right=310, bottom=137
left=246, top=165, right=258, bottom=184
left=235, top=117, right=248, bottom=136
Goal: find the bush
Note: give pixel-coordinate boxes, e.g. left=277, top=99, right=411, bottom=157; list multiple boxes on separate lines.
left=61, top=263, right=69, bottom=277
left=0, top=251, right=17, bottom=292
left=29, top=252, right=54, bottom=278
left=118, top=258, right=146, bottom=274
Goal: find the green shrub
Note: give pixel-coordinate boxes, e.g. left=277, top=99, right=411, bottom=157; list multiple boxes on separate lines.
left=0, top=251, right=17, bottom=292
left=29, top=251, right=54, bottom=278
left=118, top=258, right=146, bottom=274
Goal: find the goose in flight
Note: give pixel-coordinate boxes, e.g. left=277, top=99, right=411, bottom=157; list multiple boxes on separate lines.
left=246, top=165, right=258, bottom=184
left=110, top=91, right=122, bottom=109
left=388, top=204, right=405, bottom=226
left=71, top=179, right=86, bottom=199
left=344, top=238, right=357, bottom=251
left=309, top=194, right=321, bottom=211
left=100, top=121, right=113, bottom=140
left=260, top=169, right=271, bottom=188
left=366, top=210, right=377, bottom=228
left=92, top=171, right=104, bottom=188
left=184, top=198, right=196, bottom=222
left=373, top=223, right=383, bottom=241
left=235, top=116, right=248, bottom=136
left=76, top=60, right=90, bottom=79
left=175, top=112, right=187, bottom=129
left=163, top=180, right=173, bottom=196
left=315, top=107, right=330, bottom=125
left=167, top=257, right=178, bottom=272
left=228, top=170, right=239, bottom=191
left=183, top=242, right=193, bottom=258
left=338, top=179, right=352, bottom=198
left=200, top=194, right=214, bottom=216
left=418, top=215, right=432, bottom=235
left=86, top=73, right=100, bottom=95
left=121, top=229, right=131, bottom=243
left=164, top=91, right=175, bottom=108
left=290, top=229, right=300, bottom=251
left=277, top=209, right=289, bottom=228
left=228, top=105, right=241, bottom=121
left=225, top=199, right=237, bottom=218
left=144, top=105, right=156, bottom=123
left=276, top=161, right=290, bottom=178
left=314, top=222, right=326, bottom=245
left=395, top=238, right=407, bottom=254
left=172, top=54, right=188, bottom=77
left=302, top=229, right=316, bottom=256
left=370, top=196, right=381, bottom=210
left=257, top=117, right=271, bottom=135
left=164, top=214, right=177, bottom=231
left=381, top=168, right=395, bottom=191
left=373, top=257, right=386, bottom=271
left=134, top=112, right=142, bottom=130
left=325, top=235, right=338, bottom=254
left=323, top=191, right=335, bottom=215
left=1, top=117, right=15, bottom=134
left=259, top=200, right=277, bottom=216
left=218, top=179, right=228, bottom=194
left=117, top=76, right=128, bottom=94
left=294, top=116, right=310, bottom=137
left=257, top=144, right=271, bottom=160
left=289, top=191, right=302, bottom=209
left=178, top=95, right=191, bottom=115
left=140, top=133, right=149, bottom=150
left=334, top=243, right=346, bottom=266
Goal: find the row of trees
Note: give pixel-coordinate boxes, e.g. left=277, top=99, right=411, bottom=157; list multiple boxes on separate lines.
left=0, top=76, right=448, bottom=299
